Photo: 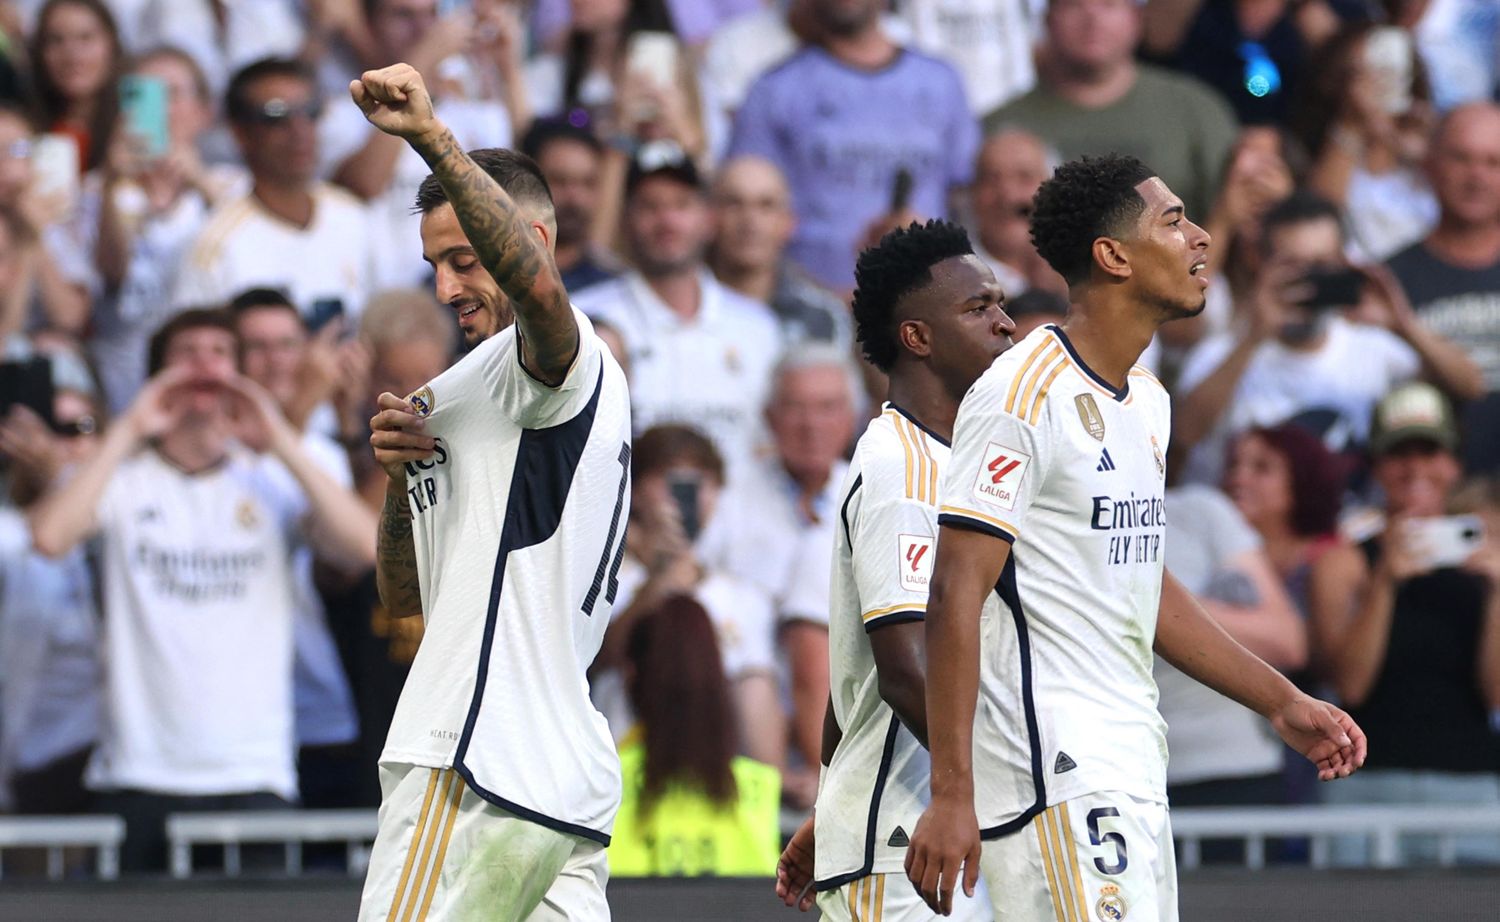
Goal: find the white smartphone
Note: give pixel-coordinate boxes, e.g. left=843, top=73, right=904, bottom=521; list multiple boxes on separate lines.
left=626, top=31, right=680, bottom=90
left=1405, top=515, right=1486, bottom=570
left=1362, top=26, right=1415, bottom=116
left=31, top=133, right=80, bottom=210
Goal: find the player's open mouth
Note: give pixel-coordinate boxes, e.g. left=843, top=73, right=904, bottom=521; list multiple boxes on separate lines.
left=457, top=303, right=482, bottom=319
left=1189, top=260, right=1207, bottom=276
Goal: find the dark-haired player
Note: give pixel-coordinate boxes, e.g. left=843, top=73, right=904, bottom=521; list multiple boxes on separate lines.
left=350, top=64, right=631, bottom=920
left=906, top=155, right=1368, bottom=920
left=774, top=219, right=1015, bottom=920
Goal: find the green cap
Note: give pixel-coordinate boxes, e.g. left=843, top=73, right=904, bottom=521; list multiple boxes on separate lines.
left=1369, top=382, right=1458, bottom=456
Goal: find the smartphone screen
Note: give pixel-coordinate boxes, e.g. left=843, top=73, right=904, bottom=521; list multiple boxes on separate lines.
left=667, top=474, right=701, bottom=542
left=1297, top=266, right=1365, bottom=310
left=31, top=133, right=80, bottom=210
left=0, top=357, right=57, bottom=429
left=120, top=74, right=170, bottom=158
left=890, top=167, right=914, bottom=213
left=306, top=298, right=345, bottom=334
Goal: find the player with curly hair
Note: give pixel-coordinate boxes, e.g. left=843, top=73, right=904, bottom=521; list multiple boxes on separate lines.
left=773, top=219, right=1015, bottom=920
left=905, top=155, right=1368, bottom=920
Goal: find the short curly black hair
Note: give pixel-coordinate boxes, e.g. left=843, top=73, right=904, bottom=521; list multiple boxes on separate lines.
left=852, top=219, right=974, bottom=372
left=1030, top=154, right=1156, bottom=285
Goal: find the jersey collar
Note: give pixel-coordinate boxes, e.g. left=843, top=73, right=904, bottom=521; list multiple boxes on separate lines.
left=885, top=401, right=951, bottom=448
left=1046, top=324, right=1129, bottom=402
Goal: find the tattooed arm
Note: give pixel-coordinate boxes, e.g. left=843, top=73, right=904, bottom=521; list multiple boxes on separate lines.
left=370, top=392, right=433, bottom=618
left=350, top=63, right=578, bottom=385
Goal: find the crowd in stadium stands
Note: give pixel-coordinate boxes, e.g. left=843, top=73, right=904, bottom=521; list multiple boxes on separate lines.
left=0, top=0, right=1497, bottom=878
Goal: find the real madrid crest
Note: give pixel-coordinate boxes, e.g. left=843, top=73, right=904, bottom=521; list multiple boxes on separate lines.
left=236, top=498, right=259, bottom=529
left=1150, top=435, right=1165, bottom=479
left=408, top=385, right=435, bottom=418
left=1096, top=884, right=1127, bottom=921
left=1075, top=393, right=1105, bottom=441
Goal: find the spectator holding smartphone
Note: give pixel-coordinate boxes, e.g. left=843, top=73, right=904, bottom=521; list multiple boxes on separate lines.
left=1310, top=382, right=1500, bottom=865
left=1174, top=191, right=1482, bottom=485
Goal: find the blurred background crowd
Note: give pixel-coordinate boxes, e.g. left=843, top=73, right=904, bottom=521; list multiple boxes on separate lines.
left=0, top=0, right=1498, bottom=880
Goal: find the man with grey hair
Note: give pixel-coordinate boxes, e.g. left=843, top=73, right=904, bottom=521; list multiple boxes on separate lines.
left=969, top=128, right=1067, bottom=298
left=701, top=342, right=861, bottom=805
left=710, top=155, right=852, bottom=349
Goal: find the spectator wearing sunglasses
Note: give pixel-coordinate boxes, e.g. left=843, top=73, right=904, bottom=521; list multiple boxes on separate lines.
left=172, top=57, right=377, bottom=325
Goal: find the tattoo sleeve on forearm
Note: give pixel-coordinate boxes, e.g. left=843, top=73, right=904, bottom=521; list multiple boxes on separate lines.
left=417, top=128, right=578, bottom=378
left=376, top=488, right=423, bottom=615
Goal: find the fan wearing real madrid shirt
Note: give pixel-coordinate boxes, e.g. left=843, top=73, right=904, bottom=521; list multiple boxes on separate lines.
left=350, top=64, right=631, bottom=921
left=905, top=155, right=1369, bottom=921
left=774, top=219, right=1017, bottom=921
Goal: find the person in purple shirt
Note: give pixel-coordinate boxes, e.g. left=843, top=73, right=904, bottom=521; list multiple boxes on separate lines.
left=728, top=0, right=979, bottom=293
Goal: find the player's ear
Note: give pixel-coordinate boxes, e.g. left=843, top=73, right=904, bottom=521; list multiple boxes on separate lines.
left=530, top=220, right=553, bottom=254
left=1092, top=235, right=1132, bottom=281
left=899, top=318, right=932, bottom=359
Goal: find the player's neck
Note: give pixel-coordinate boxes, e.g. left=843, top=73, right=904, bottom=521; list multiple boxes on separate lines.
left=1057, top=306, right=1152, bottom=390
left=885, top=373, right=956, bottom=444
left=644, top=267, right=703, bottom=321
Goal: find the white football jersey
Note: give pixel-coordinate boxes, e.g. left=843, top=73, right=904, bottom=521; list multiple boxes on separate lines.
left=815, top=404, right=947, bottom=886
left=380, top=308, right=632, bottom=845
left=937, top=325, right=1171, bottom=837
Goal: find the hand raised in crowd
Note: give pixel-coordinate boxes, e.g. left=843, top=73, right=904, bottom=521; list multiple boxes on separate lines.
left=1377, top=512, right=1440, bottom=584
left=629, top=493, right=700, bottom=598
left=0, top=404, right=65, bottom=486
left=369, top=391, right=437, bottom=482
left=331, top=336, right=375, bottom=442
left=1349, top=263, right=1418, bottom=334
left=405, top=10, right=474, bottom=90
left=775, top=815, right=818, bottom=911
left=1242, top=258, right=1308, bottom=341
left=351, top=64, right=441, bottom=142
left=474, top=0, right=526, bottom=75
left=123, top=366, right=195, bottom=441
left=222, top=373, right=297, bottom=454
left=1216, top=134, right=1293, bottom=230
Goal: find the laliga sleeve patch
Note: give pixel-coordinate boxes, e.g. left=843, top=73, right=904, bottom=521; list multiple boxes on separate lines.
left=973, top=442, right=1031, bottom=511
left=898, top=533, right=934, bottom=592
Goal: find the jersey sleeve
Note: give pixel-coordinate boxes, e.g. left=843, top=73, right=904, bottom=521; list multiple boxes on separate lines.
left=936, top=384, right=1052, bottom=543
left=851, top=494, right=940, bottom=631
left=490, top=306, right=606, bottom=430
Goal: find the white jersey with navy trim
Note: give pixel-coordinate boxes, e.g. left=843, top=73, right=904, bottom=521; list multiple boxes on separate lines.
left=937, top=324, right=1171, bottom=837
left=815, top=404, right=948, bottom=886
left=380, top=307, right=632, bottom=844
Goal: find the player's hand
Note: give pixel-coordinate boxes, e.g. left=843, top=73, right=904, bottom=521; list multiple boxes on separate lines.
left=775, top=815, right=817, bottom=911
left=370, top=391, right=436, bottom=482
left=904, top=795, right=981, bottom=916
left=1270, top=694, right=1367, bottom=781
left=350, top=64, right=439, bottom=142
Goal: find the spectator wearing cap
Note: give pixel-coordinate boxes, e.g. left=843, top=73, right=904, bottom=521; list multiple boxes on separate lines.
left=172, top=58, right=377, bottom=322
left=521, top=120, right=622, bottom=294
left=322, top=0, right=524, bottom=290
left=1386, top=102, right=1500, bottom=473
left=575, top=145, right=783, bottom=475
left=1312, top=382, right=1500, bottom=866
left=1175, top=192, right=1482, bottom=486
left=708, top=155, right=851, bottom=349
left=728, top=0, right=979, bottom=293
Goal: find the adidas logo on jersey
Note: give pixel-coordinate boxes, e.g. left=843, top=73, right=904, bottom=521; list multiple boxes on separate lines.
left=888, top=826, right=910, bottom=848
left=1054, top=751, right=1077, bottom=774
left=1095, top=448, right=1116, bottom=472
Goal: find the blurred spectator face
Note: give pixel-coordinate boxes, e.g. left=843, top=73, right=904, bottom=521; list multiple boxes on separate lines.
left=1265, top=214, right=1344, bottom=273
left=236, top=306, right=307, bottom=409
left=1426, top=104, right=1500, bottom=229
left=767, top=363, right=856, bottom=486
left=1046, top=0, right=1141, bottom=74
left=38, top=1, right=115, bottom=104
left=632, top=459, right=724, bottom=536
left=1223, top=432, right=1294, bottom=533
left=370, top=0, right=439, bottom=59
left=1374, top=440, right=1461, bottom=518
left=711, top=157, right=795, bottom=274
left=161, top=326, right=239, bottom=417
left=626, top=176, right=711, bottom=276
left=972, top=131, right=1049, bottom=256
left=0, top=111, right=32, bottom=205
left=136, top=51, right=212, bottom=148
left=372, top=338, right=450, bottom=408
left=536, top=137, right=602, bottom=251
left=231, top=73, right=321, bottom=187
left=809, top=0, right=881, bottom=36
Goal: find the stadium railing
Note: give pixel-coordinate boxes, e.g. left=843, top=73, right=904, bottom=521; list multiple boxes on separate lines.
left=0, top=815, right=125, bottom=880
left=163, top=810, right=377, bottom=879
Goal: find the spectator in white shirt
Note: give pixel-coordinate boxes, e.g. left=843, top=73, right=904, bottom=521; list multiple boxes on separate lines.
left=173, top=58, right=377, bottom=322
left=1174, top=191, right=1483, bottom=485
left=576, top=143, right=783, bottom=475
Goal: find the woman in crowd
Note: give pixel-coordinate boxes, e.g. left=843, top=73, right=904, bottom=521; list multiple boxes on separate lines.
left=29, top=0, right=123, bottom=172
left=608, top=594, right=780, bottom=877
